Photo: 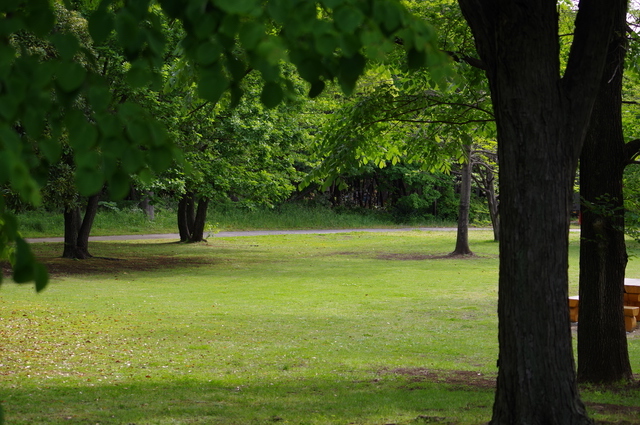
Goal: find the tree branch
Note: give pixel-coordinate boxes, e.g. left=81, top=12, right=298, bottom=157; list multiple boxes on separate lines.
left=624, top=138, right=640, bottom=164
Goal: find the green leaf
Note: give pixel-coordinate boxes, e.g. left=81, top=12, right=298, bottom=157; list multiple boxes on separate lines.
left=315, top=32, right=338, bottom=56
left=33, top=263, right=49, bottom=292
left=76, top=150, right=101, bottom=169
left=87, top=84, right=112, bottom=113
left=56, top=61, right=87, bottom=93
left=260, top=82, right=283, bottom=108
left=216, top=0, right=260, bottom=14
left=159, top=0, right=185, bottom=19
left=89, top=8, right=115, bottom=44
left=308, top=79, right=325, bottom=98
left=75, top=166, right=104, bottom=196
left=239, top=22, right=265, bottom=50
left=39, top=138, right=62, bottom=163
left=338, top=53, right=365, bottom=95
left=296, top=58, right=322, bottom=82
left=51, top=33, right=80, bottom=61
left=229, top=83, right=244, bottom=108
left=0, top=124, right=21, bottom=153
left=407, top=48, right=426, bottom=70
left=127, top=60, right=153, bottom=88
left=23, top=0, right=55, bottom=37
left=373, top=0, right=404, bottom=34
left=68, top=117, right=98, bottom=152
left=334, top=5, right=364, bottom=34
left=109, top=170, right=131, bottom=199
left=198, top=65, right=229, bottom=103
left=122, top=147, right=144, bottom=174
left=196, top=40, right=223, bottom=66
left=13, top=239, right=35, bottom=284
left=148, top=147, right=174, bottom=171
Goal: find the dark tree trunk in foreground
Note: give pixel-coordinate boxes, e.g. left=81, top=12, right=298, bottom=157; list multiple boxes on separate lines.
left=62, top=193, right=101, bottom=259
left=177, top=193, right=209, bottom=242
left=452, top=145, right=473, bottom=255
left=578, top=3, right=632, bottom=384
left=458, top=0, right=619, bottom=423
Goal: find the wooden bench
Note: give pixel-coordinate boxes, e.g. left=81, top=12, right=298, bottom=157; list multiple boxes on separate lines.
left=568, top=294, right=639, bottom=332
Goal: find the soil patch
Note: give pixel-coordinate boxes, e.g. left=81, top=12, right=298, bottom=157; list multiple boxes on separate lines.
left=376, top=253, right=479, bottom=261
left=383, top=367, right=496, bottom=390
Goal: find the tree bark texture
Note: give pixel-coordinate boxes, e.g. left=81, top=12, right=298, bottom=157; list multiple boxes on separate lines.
left=578, top=2, right=632, bottom=383
left=190, top=197, right=209, bottom=242
left=177, top=193, right=195, bottom=242
left=177, top=193, right=209, bottom=242
left=458, top=0, right=619, bottom=423
left=452, top=145, right=473, bottom=255
left=62, top=193, right=100, bottom=259
left=62, top=207, right=81, bottom=259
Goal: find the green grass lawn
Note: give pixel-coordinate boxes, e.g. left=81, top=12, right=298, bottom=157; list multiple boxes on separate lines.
left=1, top=231, right=639, bottom=424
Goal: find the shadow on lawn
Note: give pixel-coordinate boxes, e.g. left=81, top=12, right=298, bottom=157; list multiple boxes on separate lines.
left=3, top=241, right=272, bottom=278
left=1, top=374, right=496, bottom=425
left=2, top=372, right=639, bottom=425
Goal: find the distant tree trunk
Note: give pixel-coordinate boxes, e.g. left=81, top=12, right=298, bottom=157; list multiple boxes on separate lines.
left=140, top=191, right=155, bottom=220
left=484, top=169, right=500, bottom=242
left=452, top=147, right=473, bottom=256
left=177, top=193, right=195, bottom=242
left=62, top=193, right=101, bottom=259
left=189, top=197, right=209, bottom=242
left=577, top=4, right=632, bottom=384
left=62, top=207, right=81, bottom=259
left=177, top=192, right=208, bottom=242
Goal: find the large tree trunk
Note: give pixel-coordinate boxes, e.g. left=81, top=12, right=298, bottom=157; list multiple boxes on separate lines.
left=458, top=0, right=619, bottom=423
left=452, top=145, right=473, bottom=255
left=577, top=3, right=632, bottom=384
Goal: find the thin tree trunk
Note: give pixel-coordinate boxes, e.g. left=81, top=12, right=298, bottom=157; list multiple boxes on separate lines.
left=577, top=3, right=632, bottom=383
left=74, top=193, right=100, bottom=259
left=452, top=146, right=473, bottom=255
left=177, top=195, right=192, bottom=242
left=484, top=169, right=499, bottom=242
left=140, top=191, right=155, bottom=220
left=189, top=197, right=209, bottom=242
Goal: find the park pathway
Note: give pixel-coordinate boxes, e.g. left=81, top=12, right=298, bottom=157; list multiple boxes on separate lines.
left=25, top=227, right=497, bottom=243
